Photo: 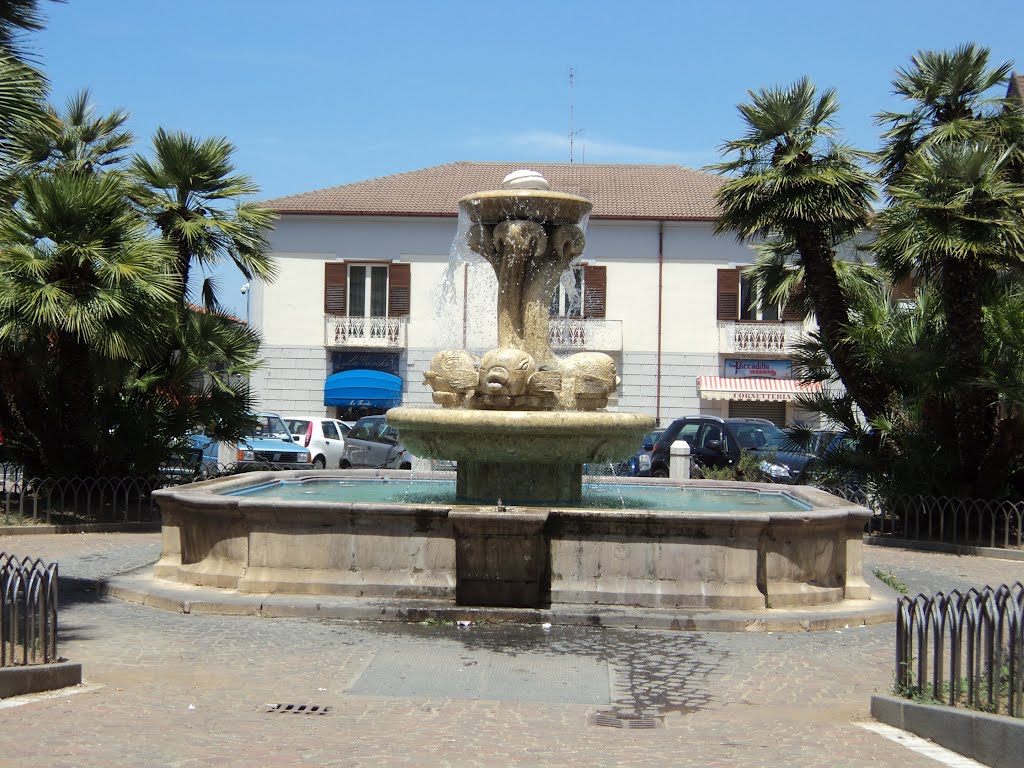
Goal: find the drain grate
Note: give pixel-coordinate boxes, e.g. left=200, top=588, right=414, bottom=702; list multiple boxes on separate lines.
left=591, top=711, right=663, bottom=729
left=267, top=703, right=332, bottom=715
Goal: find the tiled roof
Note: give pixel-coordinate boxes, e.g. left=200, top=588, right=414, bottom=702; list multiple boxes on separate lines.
left=1009, top=72, right=1024, bottom=102
left=263, top=162, right=726, bottom=221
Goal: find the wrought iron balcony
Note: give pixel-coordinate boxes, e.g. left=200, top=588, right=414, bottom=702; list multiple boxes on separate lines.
left=325, top=315, right=407, bottom=348
left=548, top=318, right=622, bottom=351
left=718, top=321, right=802, bottom=354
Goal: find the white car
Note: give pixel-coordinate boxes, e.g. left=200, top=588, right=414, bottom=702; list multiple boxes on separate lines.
left=282, top=416, right=352, bottom=470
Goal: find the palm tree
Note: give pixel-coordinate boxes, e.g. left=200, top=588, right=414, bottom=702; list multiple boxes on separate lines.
left=131, top=129, right=277, bottom=311
left=0, top=170, right=180, bottom=475
left=875, top=142, right=1024, bottom=490
left=16, top=89, right=132, bottom=176
left=877, top=44, right=1021, bottom=186
left=710, top=77, right=891, bottom=422
left=0, top=0, right=48, bottom=184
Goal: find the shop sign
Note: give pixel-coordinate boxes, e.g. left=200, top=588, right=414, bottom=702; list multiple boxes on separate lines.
left=725, top=359, right=791, bottom=378
left=731, top=392, right=792, bottom=402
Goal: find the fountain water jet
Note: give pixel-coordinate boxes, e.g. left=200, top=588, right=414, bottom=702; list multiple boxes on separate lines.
left=388, top=171, right=655, bottom=504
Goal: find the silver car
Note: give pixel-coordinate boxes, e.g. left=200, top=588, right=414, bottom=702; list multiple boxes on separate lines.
left=340, top=416, right=412, bottom=470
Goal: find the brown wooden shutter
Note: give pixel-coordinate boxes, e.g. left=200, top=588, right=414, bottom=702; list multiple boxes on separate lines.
left=717, top=268, right=740, bottom=320
left=325, top=262, right=347, bottom=315
left=891, top=276, right=915, bottom=301
left=781, top=281, right=804, bottom=321
left=388, top=263, right=411, bottom=316
left=582, top=265, right=606, bottom=318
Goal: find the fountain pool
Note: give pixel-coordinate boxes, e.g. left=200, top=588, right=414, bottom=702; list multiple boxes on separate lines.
left=224, top=475, right=811, bottom=513
left=152, top=469, right=871, bottom=611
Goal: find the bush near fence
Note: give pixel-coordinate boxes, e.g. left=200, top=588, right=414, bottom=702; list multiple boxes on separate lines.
left=896, top=583, right=1024, bottom=718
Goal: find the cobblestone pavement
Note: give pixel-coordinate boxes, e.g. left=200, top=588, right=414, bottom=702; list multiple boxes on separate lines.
left=1, top=532, right=1023, bottom=767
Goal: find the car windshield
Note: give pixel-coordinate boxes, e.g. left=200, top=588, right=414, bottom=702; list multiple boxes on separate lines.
left=732, top=423, right=789, bottom=450
left=285, top=419, right=310, bottom=436
left=245, top=414, right=292, bottom=440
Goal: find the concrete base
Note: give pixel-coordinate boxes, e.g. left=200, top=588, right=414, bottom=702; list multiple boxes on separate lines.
left=101, top=569, right=897, bottom=632
left=457, top=461, right=583, bottom=503
left=450, top=506, right=550, bottom=607
left=871, top=694, right=1024, bottom=768
left=0, top=661, right=82, bottom=699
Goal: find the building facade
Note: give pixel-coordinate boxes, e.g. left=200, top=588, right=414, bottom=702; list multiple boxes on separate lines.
left=250, top=162, right=818, bottom=427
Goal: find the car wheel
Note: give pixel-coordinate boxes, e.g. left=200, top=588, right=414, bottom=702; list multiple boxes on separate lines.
left=399, top=462, right=412, bottom=470
left=651, top=465, right=669, bottom=479
left=312, top=455, right=326, bottom=470
left=339, top=460, right=351, bottom=469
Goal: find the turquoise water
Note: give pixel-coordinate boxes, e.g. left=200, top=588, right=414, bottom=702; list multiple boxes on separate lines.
left=225, top=477, right=810, bottom=513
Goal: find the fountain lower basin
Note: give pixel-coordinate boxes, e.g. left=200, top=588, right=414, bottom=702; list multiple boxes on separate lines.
left=152, top=471, right=872, bottom=611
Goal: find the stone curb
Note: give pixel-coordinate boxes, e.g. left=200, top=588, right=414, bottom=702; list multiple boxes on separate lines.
left=0, top=660, right=83, bottom=699
left=0, top=522, right=160, bottom=537
left=871, top=694, right=1024, bottom=768
left=99, top=571, right=897, bottom=633
left=864, top=536, right=1024, bottom=562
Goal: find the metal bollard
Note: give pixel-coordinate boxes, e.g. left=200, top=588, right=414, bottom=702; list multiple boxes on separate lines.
left=669, top=440, right=691, bottom=481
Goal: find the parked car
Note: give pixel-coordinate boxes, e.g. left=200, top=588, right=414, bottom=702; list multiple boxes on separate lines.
left=282, top=416, right=351, bottom=469
left=340, top=415, right=412, bottom=470
left=608, top=429, right=664, bottom=477
left=194, top=412, right=313, bottom=472
left=648, top=416, right=821, bottom=483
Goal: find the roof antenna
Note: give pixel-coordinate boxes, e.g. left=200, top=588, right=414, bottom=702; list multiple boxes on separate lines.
left=569, top=66, right=583, bottom=163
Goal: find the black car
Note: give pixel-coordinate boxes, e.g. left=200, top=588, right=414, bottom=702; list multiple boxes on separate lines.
left=648, top=416, right=820, bottom=482
left=584, top=429, right=665, bottom=477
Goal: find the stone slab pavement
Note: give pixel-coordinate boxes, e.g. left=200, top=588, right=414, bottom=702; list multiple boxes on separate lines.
left=1, top=532, right=1022, bottom=768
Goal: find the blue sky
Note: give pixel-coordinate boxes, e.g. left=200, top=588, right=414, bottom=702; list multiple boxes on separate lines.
left=31, top=0, right=1023, bottom=315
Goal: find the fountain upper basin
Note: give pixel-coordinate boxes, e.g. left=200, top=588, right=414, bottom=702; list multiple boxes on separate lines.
left=386, top=407, right=654, bottom=465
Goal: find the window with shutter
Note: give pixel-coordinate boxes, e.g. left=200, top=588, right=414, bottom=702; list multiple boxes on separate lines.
left=891, top=276, right=915, bottom=301
left=325, top=262, right=347, bottom=315
left=388, top=263, right=411, bottom=316
left=781, top=282, right=804, bottom=321
left=582, top=265, right=606, bottom=319
left=717, top=268, right=740, bottom=320
left=550, top=266, right=584, bottom=317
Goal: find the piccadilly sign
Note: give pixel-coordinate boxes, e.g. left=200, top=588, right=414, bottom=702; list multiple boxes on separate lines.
left=725, top=359, right=792, bottom=378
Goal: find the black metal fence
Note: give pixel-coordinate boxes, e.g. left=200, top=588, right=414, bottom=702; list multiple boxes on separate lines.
left=896, top=583, right=1024, bottom=718
left=1, top=553, right=58, bottom=667
left=0, top=461, right=290, bottom=526
left=825, top=487, right=1024, bottom=550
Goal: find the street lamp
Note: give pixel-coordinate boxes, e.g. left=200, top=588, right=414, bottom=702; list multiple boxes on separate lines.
left=240, top=282, right=250, bottom=325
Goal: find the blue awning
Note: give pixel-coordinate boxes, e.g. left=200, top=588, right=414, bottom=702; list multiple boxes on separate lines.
left=324, top=369, right=403, bottom=407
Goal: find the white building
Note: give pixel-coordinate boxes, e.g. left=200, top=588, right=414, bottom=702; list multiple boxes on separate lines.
left=250, top=162, right=818, bottom=427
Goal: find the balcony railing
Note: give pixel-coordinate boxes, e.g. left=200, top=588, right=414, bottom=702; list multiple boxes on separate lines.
left=718, top=321, right=802, bottom=354
left=325, top=315, right=407, bottom=348
left=548, top=318, right=622, bottom=351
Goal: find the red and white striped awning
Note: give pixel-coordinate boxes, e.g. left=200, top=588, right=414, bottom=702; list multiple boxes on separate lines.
left=697, top=376, right=822, bottom=402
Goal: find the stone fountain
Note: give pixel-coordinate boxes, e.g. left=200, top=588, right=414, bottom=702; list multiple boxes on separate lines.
left=148, top=171, right=874, bottom=620
left=387, top=170, right=655, bottom=504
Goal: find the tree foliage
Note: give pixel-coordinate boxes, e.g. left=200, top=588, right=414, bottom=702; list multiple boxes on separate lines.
left=0, top=77, right=272, bottom=475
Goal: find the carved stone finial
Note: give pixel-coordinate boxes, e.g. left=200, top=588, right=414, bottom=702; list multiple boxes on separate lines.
left=501, top=170, right=551, bottom=191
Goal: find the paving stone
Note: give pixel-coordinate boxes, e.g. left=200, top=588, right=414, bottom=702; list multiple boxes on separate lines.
left=0, top=532, right=1022, bottom=767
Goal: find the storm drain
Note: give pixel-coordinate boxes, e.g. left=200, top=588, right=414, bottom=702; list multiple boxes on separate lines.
left=267, top=703, right=332, bottom=715
left=590, top=711, right=663, bottom=730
